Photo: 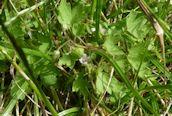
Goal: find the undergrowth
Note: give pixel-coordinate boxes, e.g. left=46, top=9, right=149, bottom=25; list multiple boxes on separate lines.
left=0, top=0, right=172, bottom=116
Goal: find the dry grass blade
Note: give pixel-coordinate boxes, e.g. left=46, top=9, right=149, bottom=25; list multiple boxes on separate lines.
left=136, top=0, right=167, bottom=106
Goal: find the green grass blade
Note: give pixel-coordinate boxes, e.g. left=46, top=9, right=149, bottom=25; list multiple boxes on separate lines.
left=107, top=0, right=132, bottom=18
left=146, top=52, right=172, bottom=81
left=141, top=85, right=172, bottom=91
left=0, top=19, right=59, bottom=115
left=140, top=0, right=172, bottom=40
left=87, top=91, right=113, bottom=113
left=58, top=107, right=79, bottom=116
left=95, top=0, right=102, bottom=44
left=94, top=50, right=159, bottom=115
left=4, top=1, right=47, bottom=26
left=34, top=92, right=39, bottom=116
left=90, top=0, right=96, bottom=20
left=2, top=81, right=28, bottom=115
left=22, top=48, right=52, bottom=62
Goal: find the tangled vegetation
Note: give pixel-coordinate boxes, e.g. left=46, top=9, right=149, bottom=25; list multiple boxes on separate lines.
left=0, top=0, right=172, bottom=115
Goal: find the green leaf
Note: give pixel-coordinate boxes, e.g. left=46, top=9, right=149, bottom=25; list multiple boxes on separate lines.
left=39, top=43, right=50, bottom=53
left=0, top=44, right=15, bottom=61
left=127, top=43, right=151, bottom=78
left=71, top=4, right=87, bottom=24
left=58, top=47, right=83, bottom=69
left=57, top=0, right=87, bottom=29
left=23, top=48, right=52, bottom=61
left=126, top=11, right=151, bottom=40
left=71, top=47, right=84, bottom=57
left=96, top=72, right=122, bottom=95
left=72, top=24, right=86, bottom=37
left=58, top=0, right=72, bottom=29
left=0, top=60, right=9, bottom=72
left=0, top=52, right=5, bottom=60
left=40, top=64, right=61, bottom=88
left=72, top=72, right=91, bottom=96
left=94, top=50, right=158, bottom=115
left=37, top=33, right=51, bottom=43
left=7, top=15, right=25, bottom=40
left=103, top=35, right=124, bottom=56
left=58, top=54, right=78, bottom=69
left=41, top=75, right=58, bottom=88
left=115, top=55, right=128, bottom=71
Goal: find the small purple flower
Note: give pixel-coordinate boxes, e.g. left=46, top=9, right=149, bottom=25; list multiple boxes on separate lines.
left=100, top=28, right=106, bottom=33
left=79, top=54, right=90, bottom=65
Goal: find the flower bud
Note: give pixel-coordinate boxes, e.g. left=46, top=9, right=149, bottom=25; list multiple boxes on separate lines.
left=53, top=50, right=60, bottom=60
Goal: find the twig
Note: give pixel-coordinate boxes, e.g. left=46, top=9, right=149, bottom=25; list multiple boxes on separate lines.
left=10, top=52, right=40, bottom=108
left=4, top=1, right=47, bottom=26
left=91, top=67, right=114, bottom=116
left=145, top=76, right=165, bottom=107
left=162, top=98, right=172, bottom=116
left=128, top=97, right=134, bottom=116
